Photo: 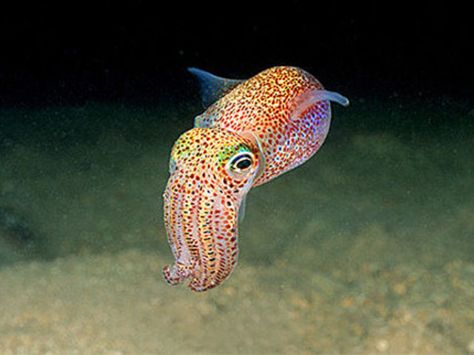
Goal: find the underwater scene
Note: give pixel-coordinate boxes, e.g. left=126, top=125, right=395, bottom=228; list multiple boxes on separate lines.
left=0, top=93, right=472, bottom=353
left=0, top=2, right=472, bottom=354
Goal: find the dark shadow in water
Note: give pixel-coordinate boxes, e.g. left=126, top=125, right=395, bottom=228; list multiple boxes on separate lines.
left=0, top=206, right=53, bottom=266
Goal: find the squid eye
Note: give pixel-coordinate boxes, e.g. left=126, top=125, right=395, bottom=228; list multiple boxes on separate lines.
left=229, top=153, right=254, bottom=173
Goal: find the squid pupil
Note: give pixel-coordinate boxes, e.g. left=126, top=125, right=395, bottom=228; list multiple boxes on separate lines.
left=231, top=153, right=252, bottom=171
left=236, top=158, right=251, bottom=169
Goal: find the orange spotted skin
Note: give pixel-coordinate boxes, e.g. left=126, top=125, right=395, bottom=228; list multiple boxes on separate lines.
left=163, top=66, right=348, bottom=292
left=163, top=128, right=261, bottom=291
left=197, top=66, right=330, bottom=186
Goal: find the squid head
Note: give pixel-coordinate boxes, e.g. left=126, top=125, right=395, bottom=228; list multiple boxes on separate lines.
left=163, top=127, right=264, bottom=291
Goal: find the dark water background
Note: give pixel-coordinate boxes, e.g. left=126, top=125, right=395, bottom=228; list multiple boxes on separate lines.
left=0, top=2, right=473, bottom=353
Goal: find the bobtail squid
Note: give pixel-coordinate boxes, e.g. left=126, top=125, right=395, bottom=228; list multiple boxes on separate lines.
left=163, top=66, right=349, bottom=292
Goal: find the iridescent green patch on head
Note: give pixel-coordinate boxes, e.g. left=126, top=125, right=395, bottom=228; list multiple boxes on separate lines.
left=217, top=144, right=251, bottom=166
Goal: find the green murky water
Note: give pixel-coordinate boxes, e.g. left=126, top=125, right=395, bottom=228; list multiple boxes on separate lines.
left=0, top=97, right=473, bottom=353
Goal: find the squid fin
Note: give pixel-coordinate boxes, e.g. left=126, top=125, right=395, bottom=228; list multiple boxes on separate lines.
left=291, top=89, right=349, bottom=120
left=188, top=67, right=244, bottom=108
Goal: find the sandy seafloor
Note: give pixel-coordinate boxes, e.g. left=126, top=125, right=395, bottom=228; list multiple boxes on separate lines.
left=0, top=96, right=473, bottom=354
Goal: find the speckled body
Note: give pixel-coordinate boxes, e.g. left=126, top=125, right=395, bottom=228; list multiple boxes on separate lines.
left=196, top=66, right=331, bottom=186
left=163, top=66, right=348, bottom=292
left=163, top=128, right=261, bottom=291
